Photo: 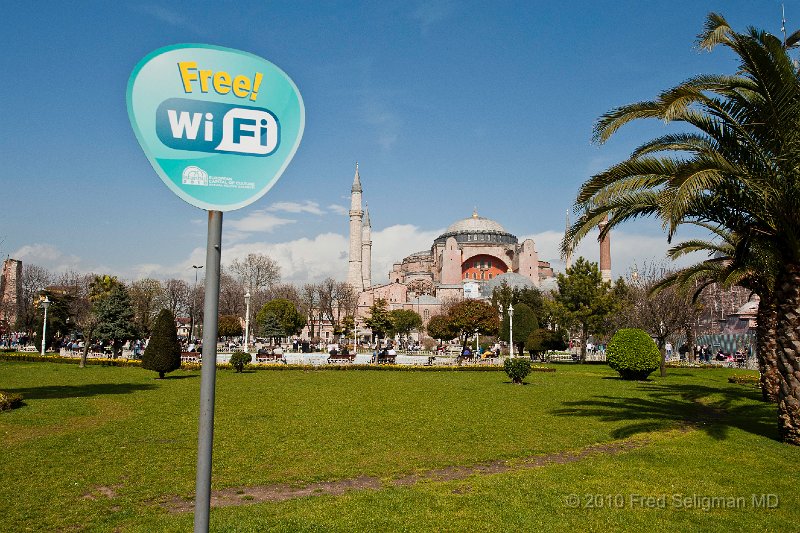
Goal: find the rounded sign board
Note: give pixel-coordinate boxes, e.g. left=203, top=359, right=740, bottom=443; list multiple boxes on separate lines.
left=126, top=44, right=304, bottom=211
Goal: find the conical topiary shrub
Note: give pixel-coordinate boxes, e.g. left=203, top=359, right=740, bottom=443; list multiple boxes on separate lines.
left=142, top=309, right=182, bottom=379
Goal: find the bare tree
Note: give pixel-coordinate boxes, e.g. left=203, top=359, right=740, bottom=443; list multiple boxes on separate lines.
left=17, top=264, right=54, bottom=331
left=128, top=278, right=165, bottom=336
left=162, top=278, right=190, bottom=317
left=619, top=263, right=701, bottom=376
left=300, top=282, right=320, bottom=338
left=218, top=270, right=245, bottom=316
left=230, top=253, right=280, bottom=293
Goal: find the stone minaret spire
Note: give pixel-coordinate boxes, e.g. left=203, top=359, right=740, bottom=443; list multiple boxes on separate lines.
left=347, top=163, right=364, bottom=291
left=599, top=214, right=611, bottom=283
left=361, top=203, right=372, bottom=289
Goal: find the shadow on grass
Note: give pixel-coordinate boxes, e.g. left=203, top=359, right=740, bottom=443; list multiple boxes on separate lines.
left=6, top=382, right=157, bottom=400
left=161, top=374, right=199, bottom=380
left=552, top=381, right=777, bottom=441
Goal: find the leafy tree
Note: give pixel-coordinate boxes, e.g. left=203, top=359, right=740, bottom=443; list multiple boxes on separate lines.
left=218, top=315, right=242, bottom=338
left=364, top=298, right=392, bottom=341
left=606, top=328, right=660, bottom=381
left=553, top=257, right=624, bottom=363
left=560, top=13, right=800, bottom=441
left=256, top=299, right=305, bottom=339
left=142, top=308, right=181, bottom=378
left=93, top=284, right=138, bottom=358
left=258, top=312, right=284, bottom=344
left=389, top=309, right=422, bottom=345
left=443, top=299, right=499, bottom=352
left=31, top=289, right=72, bottom=353
left=426, top=313, right=455, bottom=342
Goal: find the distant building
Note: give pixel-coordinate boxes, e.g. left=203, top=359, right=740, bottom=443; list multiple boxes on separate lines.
left=346, top=166, right=560, bottom=327
left=0, top=259, right=22, bottom=332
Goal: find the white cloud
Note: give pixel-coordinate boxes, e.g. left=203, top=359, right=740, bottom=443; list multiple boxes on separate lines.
left=268, top=201, right=325, bottom=215
left=12, top=243, right=83, bottom=273
left=225, top=209, right=294, bottom=235
left=328, top=204, right=349, bottom=216
left=370, top=224, right=444, bottom=282
left=524, top=229, right=705, bottom=279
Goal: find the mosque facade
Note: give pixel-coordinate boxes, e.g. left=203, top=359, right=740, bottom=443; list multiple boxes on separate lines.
left=345, top=166, right=568, bottom=326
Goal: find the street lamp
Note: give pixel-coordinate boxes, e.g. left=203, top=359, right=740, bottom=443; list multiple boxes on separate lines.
left=40, top=296, right=51, bottom=356
left=244, top=291, right=251, bottom=354
left=191, top=265, right=203, bottom=342
left=508, top=303, right=514, bottom=358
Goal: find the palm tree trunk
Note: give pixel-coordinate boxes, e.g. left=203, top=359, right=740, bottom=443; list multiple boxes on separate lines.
left=755, top=293, right=780, bottom=403
left=774, top=264, right=800, bottom=445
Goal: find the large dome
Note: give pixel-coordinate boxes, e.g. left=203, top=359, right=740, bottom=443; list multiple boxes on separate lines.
left=434, top=211, right=517, bottom=246
left=446, top=212, right=507, bottom=234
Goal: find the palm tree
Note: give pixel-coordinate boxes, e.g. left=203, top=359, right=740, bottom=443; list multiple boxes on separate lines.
left=563, top=13, right=800, bottom=443
left=655, top=224, right=779, bottom=402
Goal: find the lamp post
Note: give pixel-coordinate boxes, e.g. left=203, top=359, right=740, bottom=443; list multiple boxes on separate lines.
left=508, top=303, right=514, bottom=358
left=40, top=296, right=51, bottom=356
left=191, top=265, right=203, bottom=342
left=244, top=291, right=251, bottom=354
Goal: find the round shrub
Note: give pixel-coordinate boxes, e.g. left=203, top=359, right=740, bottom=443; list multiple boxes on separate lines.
left=504, top=357, right=532, bottom=384
left=606, top=328, right=660, bottom=380
left=229, top=351, right=252, bottom=373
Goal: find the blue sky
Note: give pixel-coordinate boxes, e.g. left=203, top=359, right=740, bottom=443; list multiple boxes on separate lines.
left=0, top=1, right=791, bottom=284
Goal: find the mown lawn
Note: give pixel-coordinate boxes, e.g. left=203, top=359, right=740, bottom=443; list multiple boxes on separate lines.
left=0, top=361, right=797, bottom=531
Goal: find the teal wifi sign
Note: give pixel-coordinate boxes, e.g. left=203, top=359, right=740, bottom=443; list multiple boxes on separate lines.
left=127, top=44, right=304, bottom=211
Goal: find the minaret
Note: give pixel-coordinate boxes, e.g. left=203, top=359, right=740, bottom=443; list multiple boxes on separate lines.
left=361, top=203, right=372, bottom=289
left=599, top=214, right=611, bottom=283
left=347, top=163, right=364, bottom=291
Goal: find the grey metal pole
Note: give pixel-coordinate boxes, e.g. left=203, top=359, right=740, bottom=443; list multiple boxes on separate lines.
left=194, top=210, right=223, bottom=533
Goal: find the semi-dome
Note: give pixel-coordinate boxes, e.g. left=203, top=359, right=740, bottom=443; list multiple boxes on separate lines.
left=480, top=272, right=536, bottom=296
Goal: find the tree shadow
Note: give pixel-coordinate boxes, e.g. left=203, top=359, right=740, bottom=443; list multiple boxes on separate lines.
left=162, top=374, right=199, bottom=380
left=551, top=381, right=777, bottom=441
left=5, top=383, right=158, bottom=400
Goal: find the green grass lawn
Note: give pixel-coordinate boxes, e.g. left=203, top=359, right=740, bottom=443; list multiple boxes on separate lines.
left=1, top=361, right=797, bottom=531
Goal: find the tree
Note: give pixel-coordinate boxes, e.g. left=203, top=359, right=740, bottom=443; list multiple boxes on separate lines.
left=619, top=263, right=702, bottom=377
left=553, top=258, right=623, bottom=363
left=230, top=253, right=281, bottom=316
left=128, top=278, right=164, bottom=337
left=258, top=312, right=284, bottom=344
left=426, top=313, right=455, bottom=342
left=499, top=302, right=538, bottom=356
left=443, top=299, right=499, bottom=351
left=162, top=278, right=189, bottom=318
left=93, top=284, right=138, bottom=358
left=142, top=309, right=181, bottom=378
left=256, top=299, right=305, bottom=339
left=561, top=13, right=800, bottom=442
left=218, top=315, right=242, bottom=338
left=364, top=298, right=392, bottom=341
left=389, top=309, right=422, bottom=346
left=16, top=264, right=53, bottom=333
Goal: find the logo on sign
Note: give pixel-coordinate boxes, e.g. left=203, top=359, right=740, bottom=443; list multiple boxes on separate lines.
left=156, top=98, right=279, bottom=156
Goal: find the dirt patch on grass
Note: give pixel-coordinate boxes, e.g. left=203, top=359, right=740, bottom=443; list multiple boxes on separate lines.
left=159, top=437, right=653, bottom=513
